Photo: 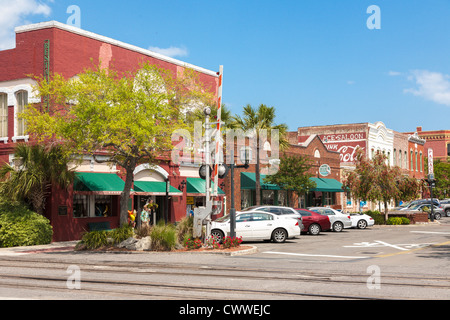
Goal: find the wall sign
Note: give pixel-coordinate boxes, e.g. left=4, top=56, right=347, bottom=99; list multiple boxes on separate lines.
left=319, top=164, right=331, bottom=177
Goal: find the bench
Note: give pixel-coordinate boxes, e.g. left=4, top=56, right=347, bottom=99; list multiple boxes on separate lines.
left=88, top=221, right=112, bottom=232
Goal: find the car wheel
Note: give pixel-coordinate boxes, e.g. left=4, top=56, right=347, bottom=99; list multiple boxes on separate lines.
left=434, top=213, right=441, bottom=220
left=308, top=223, right=321, bottom=235
left=211, top=229, right=224, bottom=244
left=272, top=228, right=287, bottom=243
left=445, top=209, right=450, bottom=217
left=357, top=219, right=367, bottom=229
left=333, top=221, right=344, bottom=232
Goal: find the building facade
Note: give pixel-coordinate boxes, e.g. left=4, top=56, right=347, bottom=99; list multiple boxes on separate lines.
left=0, top=21, right=221, bottom=241
left=296, top=121, right=425, bottom=212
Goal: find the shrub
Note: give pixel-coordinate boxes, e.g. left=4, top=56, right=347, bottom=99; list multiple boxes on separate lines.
left=364, top=210, right=386, bottom=225
left=150, top=223, right=177, bottom=251
left=109, top=224, right=134, bottom=244
left=78, top=230, right=109, bottom=250
left=185, top=238, right=203, bottom=250
left=222, top=236, right=243, bottom=249
left=0, top=204, right=53, bottom=248
left=386, top=217, right=403, bottom=225
left=176, top=216, right=193, bottom=243
left=401, top=217, right=410, bottom=225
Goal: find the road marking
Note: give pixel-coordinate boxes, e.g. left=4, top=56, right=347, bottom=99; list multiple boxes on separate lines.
left=375, top=240, right=450, bottom=258
left=263, top=251, right=368, bottom=259
left=373, top=240, right=409, bottom=251
left=410, top=231, right=450, bottom=235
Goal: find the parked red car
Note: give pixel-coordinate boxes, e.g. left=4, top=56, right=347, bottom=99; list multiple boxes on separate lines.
left=295, top=208, right=331, bottom=235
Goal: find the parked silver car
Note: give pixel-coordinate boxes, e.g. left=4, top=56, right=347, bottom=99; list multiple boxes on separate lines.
left=308, top=207, right=352, bottom=232
left=439, top=199, right=450, bottom=217
left=241, top=205, right=304, bottom=231
left=404, top=203, right=443, bottom=220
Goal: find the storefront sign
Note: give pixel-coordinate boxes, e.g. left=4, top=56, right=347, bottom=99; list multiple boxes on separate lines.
left=319, top=133, right=366, bottom=164
left=186, top=197, right=194, bottom=205
left=319, top=164, right=331, bottom=177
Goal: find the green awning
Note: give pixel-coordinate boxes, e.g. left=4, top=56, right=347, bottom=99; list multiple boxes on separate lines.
left=186, top=178, right=225, bottom=195
left=74, top=172, right=127, bottom=195
left=134, top=181, right=182, bottom=196
left=240, top=172, right=281, bottom=190
left=310, top=177, right=345, bottom=193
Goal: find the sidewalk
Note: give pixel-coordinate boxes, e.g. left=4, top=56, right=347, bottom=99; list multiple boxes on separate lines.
left=0, top=241, right=258, bottom=256
left=0, top=241, right=78, bottom=256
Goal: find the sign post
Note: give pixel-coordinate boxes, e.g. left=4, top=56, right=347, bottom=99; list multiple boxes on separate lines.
left=428, top=149, right=435, bottom=222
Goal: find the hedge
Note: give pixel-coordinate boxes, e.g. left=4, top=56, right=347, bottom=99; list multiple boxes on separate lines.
left=0, top=203, right=53, bottom=248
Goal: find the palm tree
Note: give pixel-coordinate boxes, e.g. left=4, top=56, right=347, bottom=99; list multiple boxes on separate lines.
left=0, top=144, right=75, bottom=215
left=231, top=104, right=289, bottom=205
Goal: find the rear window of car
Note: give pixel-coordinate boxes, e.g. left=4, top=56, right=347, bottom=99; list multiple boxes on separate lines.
left=296, top=210, right=311, bottom=217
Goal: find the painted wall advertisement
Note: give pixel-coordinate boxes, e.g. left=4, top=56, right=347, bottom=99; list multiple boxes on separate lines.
left=319, top=133, right=367, bottom=164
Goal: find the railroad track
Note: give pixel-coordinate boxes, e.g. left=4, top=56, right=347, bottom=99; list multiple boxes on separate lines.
left=0, top=257, right=448, bottom=300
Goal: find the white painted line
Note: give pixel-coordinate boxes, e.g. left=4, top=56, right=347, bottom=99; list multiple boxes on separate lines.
left=410, top=231, right=450, bottom=235
left=374, top=240, right=409, bottom=251
left=263, top=251, right=368, bottom=259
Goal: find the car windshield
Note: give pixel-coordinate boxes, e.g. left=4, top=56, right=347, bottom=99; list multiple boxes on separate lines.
left=241, top=206, right=260, bottom=212
left=408, top=204, right=422, bottom=210
left=214, top=214, right=230, bottom=222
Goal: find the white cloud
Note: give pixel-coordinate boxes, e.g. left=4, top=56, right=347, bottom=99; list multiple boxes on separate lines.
left=148, top=46, right=189, bottom=58
left=0, top=0, right=52, bottom=50
left=388, top=71, right=402, bottom=76
left=404, top=70, right=450, bottom=106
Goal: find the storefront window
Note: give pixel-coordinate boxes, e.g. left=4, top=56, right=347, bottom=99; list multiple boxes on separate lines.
left=73, top=194, right=88, bottom=218
left=278, top=190, right=287, bottom=206
left=73, top=194, right=113, bottom=218
left=262, top=190, right=275, bottom=205
left=241, top=189, right=252, bottom=209
left=94, top=195, right=112, bottom=217
left=323, top=192, right=335, bottom=206
left=298, top=194, right=305, bottom=208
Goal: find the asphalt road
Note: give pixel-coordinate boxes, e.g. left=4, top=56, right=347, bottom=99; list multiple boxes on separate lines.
left=0, top=219, right=449, bottom=302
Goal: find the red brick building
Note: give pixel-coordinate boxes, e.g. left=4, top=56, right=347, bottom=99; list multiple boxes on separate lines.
left=0, top=21, right=221, bottom=241
left=405, top=127, right=450, bottom=163
left=223, top=135, right=343, bottom=212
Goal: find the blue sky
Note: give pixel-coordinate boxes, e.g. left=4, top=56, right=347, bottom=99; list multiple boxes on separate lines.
left=2, top=0, right=450, bottom=133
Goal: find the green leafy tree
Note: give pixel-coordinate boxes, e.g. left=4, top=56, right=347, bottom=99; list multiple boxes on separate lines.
left=343, top=149, right=422, bottom=221
left=23, top=63, right=214, bottom=225
left=0, top=144, right=75, bottom=215
left=431, top=160, right=450, bottom=199
left=231, top=104, right=289, bottom=205
left=263, top=154, right=316, bottom=207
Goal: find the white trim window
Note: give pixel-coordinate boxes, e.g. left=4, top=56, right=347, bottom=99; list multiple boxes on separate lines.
left=0, top=93, right=7, bottom=138
left=15, top=90, right=27, bottom=138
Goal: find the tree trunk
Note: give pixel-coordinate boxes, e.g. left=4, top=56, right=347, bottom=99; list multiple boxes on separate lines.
left=255, top=140, right=261, bottom=206
left=120, top=164, right=135, bottom=226
left=384, top=200, right=389, bottom=222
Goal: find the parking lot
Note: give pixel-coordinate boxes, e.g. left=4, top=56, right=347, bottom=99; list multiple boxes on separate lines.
left=0, top=218, right=448, bottom=300
left=241, top=218, right=450, bottom=264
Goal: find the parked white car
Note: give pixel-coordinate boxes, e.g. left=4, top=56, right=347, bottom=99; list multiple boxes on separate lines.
left=241, top=205, right=304, bottom=231
left=349, top=213, right=375, bottom=229
left=211, top=211, right=301, bottom=243
left=308, top=207, right=352, bottom=232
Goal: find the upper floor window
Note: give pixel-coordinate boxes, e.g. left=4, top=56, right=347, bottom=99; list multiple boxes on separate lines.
left=0, top=93, right=7, bottom=137
left=16, top=90, right=27, bottom=137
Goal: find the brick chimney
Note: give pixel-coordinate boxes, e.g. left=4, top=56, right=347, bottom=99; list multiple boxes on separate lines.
left=416, top=126, right=422, bottom=132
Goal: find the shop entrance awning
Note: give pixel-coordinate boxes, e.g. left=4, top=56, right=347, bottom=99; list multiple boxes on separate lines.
left=74, top=172, right=128, bottom=195
left=186, top=178, right=225, bottom=195
left=310, top=177, right=345, bottom=193
left=133, top=181, right=183, bottom=196
left=240, top=172, right=280, bottom=190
